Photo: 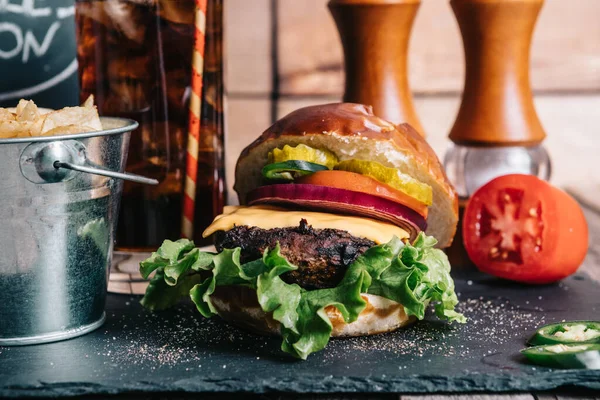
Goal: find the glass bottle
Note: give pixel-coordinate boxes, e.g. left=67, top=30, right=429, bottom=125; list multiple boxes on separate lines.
left=76, top=0, right=225, bottom=294
left=76, top=0, right=225, bottom=251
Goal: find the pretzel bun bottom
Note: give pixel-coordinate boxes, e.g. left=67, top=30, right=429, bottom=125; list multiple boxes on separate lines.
left=211, top=285, right=416, bottom=337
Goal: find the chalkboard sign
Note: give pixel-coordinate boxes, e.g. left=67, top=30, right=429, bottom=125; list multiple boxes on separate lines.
left=0, top=0, right=78, bottom=109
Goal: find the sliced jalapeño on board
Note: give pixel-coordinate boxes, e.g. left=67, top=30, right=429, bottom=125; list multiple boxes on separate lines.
left=521, top=343, right=600, bottom=369
left=528, top=321, right=600, bottom=346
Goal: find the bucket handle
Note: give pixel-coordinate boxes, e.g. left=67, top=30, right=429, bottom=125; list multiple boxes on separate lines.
left=54, top=161, right=158, bottom=185
left=20, top=140, right=159, bottom=185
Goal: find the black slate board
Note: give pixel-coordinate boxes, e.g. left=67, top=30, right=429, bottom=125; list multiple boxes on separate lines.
left=1, top=269, right=599, bottom=398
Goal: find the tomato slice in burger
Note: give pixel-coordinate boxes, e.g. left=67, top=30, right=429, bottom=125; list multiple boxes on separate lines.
left=296, top=170, right=428, bottom=218
left=463, top=174, right=588, bottom=284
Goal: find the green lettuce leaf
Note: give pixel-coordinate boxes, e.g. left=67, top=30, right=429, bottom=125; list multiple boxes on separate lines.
left=281, top=261, right=370, bottom=359
left=189, top=248, right=249, bottom=317
left=140, top=269, right=204, bottom=311
left=139, top=239, right=195, bottom=279
left=364, top=233, right=466, bottom=323
left=256, top=246, right=302, bottom=333
left=140, top=233, right=466, bottom=359
left=188, top=244, right=303, bottom=333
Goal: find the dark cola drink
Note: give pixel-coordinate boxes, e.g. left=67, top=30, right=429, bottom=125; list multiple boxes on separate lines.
left=76, top=0, right=225, bottom=250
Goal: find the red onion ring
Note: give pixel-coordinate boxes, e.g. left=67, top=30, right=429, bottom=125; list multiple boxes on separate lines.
left=247, top=184, right=426, bottom=240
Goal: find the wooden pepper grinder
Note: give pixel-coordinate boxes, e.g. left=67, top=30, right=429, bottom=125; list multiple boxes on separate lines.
left=444, top=0, right=551, bottom=266
left=328, top=0, right=425, bottom=135
left=445, top=0, right=551, bottom=199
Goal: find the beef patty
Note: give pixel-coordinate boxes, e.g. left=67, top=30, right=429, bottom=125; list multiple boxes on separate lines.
left=214, top=219, right=375, bottom=290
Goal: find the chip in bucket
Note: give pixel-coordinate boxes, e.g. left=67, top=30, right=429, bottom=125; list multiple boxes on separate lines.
left=0, top=96, right=103, bottom=138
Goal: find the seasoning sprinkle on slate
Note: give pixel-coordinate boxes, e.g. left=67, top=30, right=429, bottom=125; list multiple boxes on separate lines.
left=325, top=296, right=546, bottom=361
left=97, top=294, right=545, bottom=367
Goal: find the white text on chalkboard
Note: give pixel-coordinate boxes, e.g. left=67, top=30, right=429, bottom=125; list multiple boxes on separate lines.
left=0, top=0, right=75, bottom=63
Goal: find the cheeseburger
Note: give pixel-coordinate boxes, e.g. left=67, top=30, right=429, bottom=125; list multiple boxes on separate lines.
left=140, top=103, right=465, bottom=359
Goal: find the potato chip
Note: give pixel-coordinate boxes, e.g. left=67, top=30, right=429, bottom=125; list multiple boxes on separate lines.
left=40, top=106, right=103, bottom=134
left=0, top=98, right=104, bottom=139
left=28, top=116, right=45, bottom=137
left=16, top=123, right=33, bottom=138
left=82, top=95, right=95, bottom=108
left=15, top=100, right=39, bottom=122
left=41, top=125, right=95, bottom=136
left=0, top=120, right=28, bottom=138
left=15, top=99, right=28, bottom=115
left=0, top=108, right=16, bottom=121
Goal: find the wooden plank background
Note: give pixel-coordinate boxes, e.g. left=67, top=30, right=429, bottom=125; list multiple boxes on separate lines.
left=224, top=0, right=600, bottom=205
left=276, top=0, right=600, bottom=95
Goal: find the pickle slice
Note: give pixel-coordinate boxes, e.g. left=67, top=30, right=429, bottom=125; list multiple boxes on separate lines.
left=335, top=159, right=432, bottom=206
left=268, top=144, right=338, bottom=170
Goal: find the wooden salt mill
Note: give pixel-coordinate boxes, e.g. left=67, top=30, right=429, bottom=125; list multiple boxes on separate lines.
left=445, top=0, right=551, bottom=200
left=445, top=0, right=551, bottom=265
left=328, top=0, right=425, bottom=135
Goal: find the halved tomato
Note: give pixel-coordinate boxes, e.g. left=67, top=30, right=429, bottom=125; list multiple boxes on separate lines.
left=463, top=174, right=589, bottom=284
left=296, top=170, right=428, bottom=218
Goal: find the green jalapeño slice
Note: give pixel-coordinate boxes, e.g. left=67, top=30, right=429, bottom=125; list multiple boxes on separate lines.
left=521, top=343, right=600, bottom=369
left=528, top=321, right=600, bottom=346
left=262, top=160, right=328, bottom=181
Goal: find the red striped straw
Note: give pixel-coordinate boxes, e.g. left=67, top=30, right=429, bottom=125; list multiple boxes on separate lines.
left=182, top=0, right=208, bottom=240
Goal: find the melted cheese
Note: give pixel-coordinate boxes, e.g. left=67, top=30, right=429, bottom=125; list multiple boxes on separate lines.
left=202, top=205, right=409, bottom=244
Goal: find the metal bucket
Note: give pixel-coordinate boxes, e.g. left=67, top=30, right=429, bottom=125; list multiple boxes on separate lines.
left=0, top=117, right=157, bottom=346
